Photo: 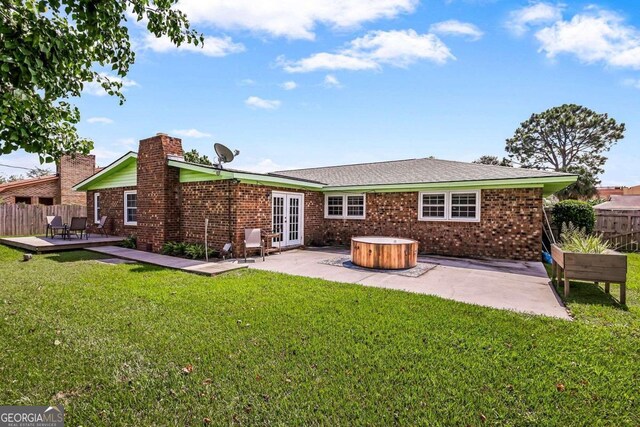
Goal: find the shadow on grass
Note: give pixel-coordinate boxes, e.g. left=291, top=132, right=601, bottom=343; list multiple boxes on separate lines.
left=554, top=279, right=628, bottom=311
left=45, top=250, right=111, bottom=263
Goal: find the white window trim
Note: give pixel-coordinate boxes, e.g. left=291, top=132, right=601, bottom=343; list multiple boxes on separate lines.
left=418, top=190, right=481, bottom=222
left=123, top=190, right=137, bottom=226
left=324, top=194, right=366, bottom=220
left=418, top=191, right=449, bottom=222
left=94, top=192, right=101, bottom=224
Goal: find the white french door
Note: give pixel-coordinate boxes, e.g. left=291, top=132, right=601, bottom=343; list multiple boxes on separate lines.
left=272, top=192, right=304, bottom=247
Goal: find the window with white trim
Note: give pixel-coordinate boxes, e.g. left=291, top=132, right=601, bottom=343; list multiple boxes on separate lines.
left=418, top=190, right=480, bottom=222
left=124, top=190, right=137, bottom=226
left=325, top=194, right=366, bottom=219
left=94, top=193, right=101, bottom=224
left=326, top=195, right=343, bottom=217
left=420, top=193, right=446, bottom=220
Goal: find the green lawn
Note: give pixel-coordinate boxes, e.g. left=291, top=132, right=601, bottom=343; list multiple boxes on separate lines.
left=0, top=245, right=638, bottom=426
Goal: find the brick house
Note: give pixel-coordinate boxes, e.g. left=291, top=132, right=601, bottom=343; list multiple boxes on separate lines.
left=0, top=155, right=96, bottom=205
left=73, top=134, right=576, bottom=261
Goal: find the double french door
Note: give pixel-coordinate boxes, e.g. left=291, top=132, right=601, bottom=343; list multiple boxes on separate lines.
left=272, top=192, right=304, bottom=247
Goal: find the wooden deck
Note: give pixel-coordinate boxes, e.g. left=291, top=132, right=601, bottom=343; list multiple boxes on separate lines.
left=87, top=246, right=248, bottom=276
left=0, top=235, right=125, bottom=253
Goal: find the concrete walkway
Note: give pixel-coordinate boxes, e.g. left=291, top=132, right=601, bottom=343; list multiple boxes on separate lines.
left=87, top=246, right=247, bottom=276
left=248, top=248, right=570, bottom=319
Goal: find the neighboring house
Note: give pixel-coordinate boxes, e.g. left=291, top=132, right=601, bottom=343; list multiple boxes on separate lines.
left=624, top=185, right=640, bottom=196
left=596, top=185, right=640, bottom=199
left=0, top=155, right=96, bottom=205
left=594, top=195, right=640, bottom=211
left=73, top=134, right=576, bottom=261
left=596, top=186, right=626, bottom=200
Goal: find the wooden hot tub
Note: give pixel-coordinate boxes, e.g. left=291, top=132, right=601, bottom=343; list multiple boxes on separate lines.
left=351, top=236, right=418, bottom=270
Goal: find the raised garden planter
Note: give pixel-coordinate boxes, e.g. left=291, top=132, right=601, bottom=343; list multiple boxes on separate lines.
left=551, top=243, right=627, bottom=304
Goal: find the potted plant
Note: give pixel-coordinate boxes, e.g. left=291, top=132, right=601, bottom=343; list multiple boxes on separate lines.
left=551, top=223, right=627, bottom=304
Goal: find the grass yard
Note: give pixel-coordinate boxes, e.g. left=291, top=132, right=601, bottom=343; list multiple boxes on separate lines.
left=0, top=245, right=639, bottom=426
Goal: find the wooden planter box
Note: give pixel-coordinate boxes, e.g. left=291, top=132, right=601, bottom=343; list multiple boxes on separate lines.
left=551, top=244, right=627, bottom=304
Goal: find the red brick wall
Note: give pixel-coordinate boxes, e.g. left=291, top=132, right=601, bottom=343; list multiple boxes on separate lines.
left=0, top=179, right=59, bottom=204
left=321, top=188, right=543, bottom=261
left=180, top=180, right=234, bottom=250
left=87, top=187, right=138, bottom=236
left=57, top=154, right=96, bottom=205
left=178, top=182, right=323, bottom=254
left=136, top=134, right=183, bottom=252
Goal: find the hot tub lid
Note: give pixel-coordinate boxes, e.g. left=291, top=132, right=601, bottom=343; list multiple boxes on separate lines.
left=351, top=236, right=417, bottom=245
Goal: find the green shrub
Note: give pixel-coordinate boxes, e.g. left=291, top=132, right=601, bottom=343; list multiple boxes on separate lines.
left=161, top=241, right=216, bottom=259
left=184, top=243, right=206, bottom=259
left=552, top=200, right=595, bottom=234
left=560, top=222, right=611, bottom=254
left=120, top=235, right=137, bottom=249
left=161, top=241, right=188, bottom=257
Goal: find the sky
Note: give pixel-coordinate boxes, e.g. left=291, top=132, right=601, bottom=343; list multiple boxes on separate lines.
left=1, top=0, right=639, bottom=185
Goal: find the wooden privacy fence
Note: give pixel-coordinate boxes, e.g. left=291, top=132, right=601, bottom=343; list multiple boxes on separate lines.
left=0, top=204, right=87, bottom=236
left=596, top=209, right=640, bottom=252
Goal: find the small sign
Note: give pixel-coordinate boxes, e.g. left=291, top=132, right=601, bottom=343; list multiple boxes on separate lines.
left=0, top=406, right=64, bottom=427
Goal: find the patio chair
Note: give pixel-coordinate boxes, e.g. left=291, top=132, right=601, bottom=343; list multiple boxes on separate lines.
left=243, top=228, right=264, bottom=262
left=96, top=215, right=109, bottom=237
left=46, top=215, right=66, bottom=239
left=68, top=217, right=88, bottom=240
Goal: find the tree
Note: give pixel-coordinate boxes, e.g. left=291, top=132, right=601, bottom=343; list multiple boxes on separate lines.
left=1, top=1, right=203, bottom=163
left=473, top=155, right=512, bottom=167
left=506, top=104, right=625, bottom=199
left=184, top=149, right=213, bottom=166
left=26, top=166, right=52, bottom=178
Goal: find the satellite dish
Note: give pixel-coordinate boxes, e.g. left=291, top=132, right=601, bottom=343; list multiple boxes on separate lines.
left=214, top=143, right=240, bottom=168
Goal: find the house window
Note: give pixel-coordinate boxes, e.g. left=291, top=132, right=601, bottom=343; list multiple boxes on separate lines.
left=324, top=194, right=366, bottom=219
left=38, top=197, right=54, bottom=206
left=451, top=192, right=477, bottom=219
left=418, top=190, right=480, bottom=222
left=326, top=196, right=344, bottom=217
left=420, top=193, right=446, bottom=219
left=124, top=190, right=137, bottom=226
left=15, top=197, right=31, bottom=204
left=346, top=195, right=365, bottom=218
left=94, top=193, right=101, bottom=224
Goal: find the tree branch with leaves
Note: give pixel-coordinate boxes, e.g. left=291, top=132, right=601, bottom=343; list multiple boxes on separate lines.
left=505, top=104, right=625, bottom=199
left=1, top=0, right=203, bottom=163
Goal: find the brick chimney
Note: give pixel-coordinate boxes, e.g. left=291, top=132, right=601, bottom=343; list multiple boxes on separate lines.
left=57, top=154, right=96, bottom=205
left=136, top=133, right=183, bottom=252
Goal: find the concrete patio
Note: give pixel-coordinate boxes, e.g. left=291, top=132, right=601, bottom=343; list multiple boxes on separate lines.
left=247, top=248, right=570, bottom=319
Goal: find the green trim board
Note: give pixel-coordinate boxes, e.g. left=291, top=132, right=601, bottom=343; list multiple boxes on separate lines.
left=321, top=176, right=578, bottom=197
left=73, top=152, right=138, bottom=191
left=74, top=154, right=577, bottom=196
left=169, top=160, right=325, bottom=190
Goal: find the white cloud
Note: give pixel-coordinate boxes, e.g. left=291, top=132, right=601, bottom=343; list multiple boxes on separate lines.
left=86, top=117, right=113, bottom=124
left=175, top=0, right=418, bottom=40
left=83, top=73, right=138, bottom=96
left=279, top=53, right=379, bottom=73
left=116, top=138, right=137, bottom=148
left=280, top=81, right=298, bottom=90
left=506, top=2, right=563, bottom=36
left=245, top=96, right=281, bottom=110
left=623, top=78, right=640, bottom=89
left=323, top=74, right=341, bottom=88
left=171, top=129, right=213, bottom=138
left=429, top=20, right=484, bottom=41
left=238, top=78, right=256, bottom=86
left=142, top=34, right=245, bottom=57
left=535, top=9, right=640, bottom=69
left=281, top=29, right=454, bottom=73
